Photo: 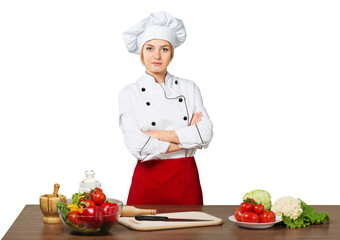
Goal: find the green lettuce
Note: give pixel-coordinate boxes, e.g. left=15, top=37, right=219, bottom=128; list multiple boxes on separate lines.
left=282, top=199, right=330, bottom=228
left=243, top=189, right=272, bottom=210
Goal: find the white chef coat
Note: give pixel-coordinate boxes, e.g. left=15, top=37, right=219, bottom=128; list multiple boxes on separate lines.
left=118, top=72, right=213, bottom=161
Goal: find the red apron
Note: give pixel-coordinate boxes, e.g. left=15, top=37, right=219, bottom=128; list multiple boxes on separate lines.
left=126, top=156, right=203, bottom=205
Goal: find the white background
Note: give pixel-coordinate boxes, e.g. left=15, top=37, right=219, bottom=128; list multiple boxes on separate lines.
left=1, top=0, right=339, bottom=237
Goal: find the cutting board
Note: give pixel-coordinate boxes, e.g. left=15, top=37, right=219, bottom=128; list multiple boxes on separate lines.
left=118, top=211, right=223, bottom=231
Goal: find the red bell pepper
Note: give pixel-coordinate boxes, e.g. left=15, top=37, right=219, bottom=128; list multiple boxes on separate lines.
left=101, top=202, right=118, bottom=225
left=81, top=206, right=105, bottom=229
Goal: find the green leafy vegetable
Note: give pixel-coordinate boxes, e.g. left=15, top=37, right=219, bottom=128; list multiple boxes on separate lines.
left=67, top=222, right=101, bottom=234
left=72, top=193, right=81, bottom=204
left=243, top=189, right=272, bottom=211
left=57, top=201, right=70, bottom=221
left=282, top=199, right=330, bottom=228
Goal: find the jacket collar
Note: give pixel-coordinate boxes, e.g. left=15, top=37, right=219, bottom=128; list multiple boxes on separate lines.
left=137, top=71, right=183, bottom=98
left=138, top=71, right=172, bottom=86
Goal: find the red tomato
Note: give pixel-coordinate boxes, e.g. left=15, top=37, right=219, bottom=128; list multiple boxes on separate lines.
left=241, top=212, right=259, bottom=223
left=234, top=208, right=243, bottom=221
left=93, top=191, right=106, bottom=205
left=244, top=198, right=257, bottom=205
left=259, top=211, right=276, bottom=223
left=68, top=211, right=82, bottom=226
left=253, top=204, right=265, bottom=215
left=85, top=200, right=96, bottom=208
left=90, top=188, right=103, bottom=199
left=240, top=202, right=253, bottom=213
left=78, top=194, right=91, bottom=206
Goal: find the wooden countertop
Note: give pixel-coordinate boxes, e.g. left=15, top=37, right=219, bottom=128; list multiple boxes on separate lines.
left=3, top=205, right=337, bottom=240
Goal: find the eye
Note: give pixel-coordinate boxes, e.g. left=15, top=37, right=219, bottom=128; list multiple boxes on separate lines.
left=162, top=48, right=169, bottom=52
left=146, top=47, right=152, bottom=51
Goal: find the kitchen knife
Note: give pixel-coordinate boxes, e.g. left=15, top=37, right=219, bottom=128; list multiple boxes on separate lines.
left=135, top=215, right=213, bottom=222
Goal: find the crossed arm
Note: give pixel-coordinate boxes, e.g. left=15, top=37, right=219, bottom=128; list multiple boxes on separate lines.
left=143, top=112, right=203, bottom=153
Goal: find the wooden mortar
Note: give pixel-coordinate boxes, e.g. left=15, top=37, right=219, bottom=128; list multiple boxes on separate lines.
left=39, top=183, right=66, bottom=223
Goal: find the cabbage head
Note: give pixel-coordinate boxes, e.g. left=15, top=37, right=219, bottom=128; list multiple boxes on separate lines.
left=243, top=189, right=272, bottom=210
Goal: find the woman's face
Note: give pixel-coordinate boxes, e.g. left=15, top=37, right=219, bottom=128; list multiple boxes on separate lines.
left=142, top=39, right=173, bottom=76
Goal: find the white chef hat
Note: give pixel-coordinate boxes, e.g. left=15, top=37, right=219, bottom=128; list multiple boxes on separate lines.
left=122, top=11, right=186, bottom=54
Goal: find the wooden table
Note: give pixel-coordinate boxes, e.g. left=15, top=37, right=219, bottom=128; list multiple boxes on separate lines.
left=3, top=205, right=337, bottom=240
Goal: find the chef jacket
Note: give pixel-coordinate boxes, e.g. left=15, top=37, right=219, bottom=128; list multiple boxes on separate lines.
left=118, top=72, right=213, bottom=161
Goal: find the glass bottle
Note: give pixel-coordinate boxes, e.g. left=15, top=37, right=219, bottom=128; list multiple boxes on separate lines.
left=78, top=170, right=101, bottom=193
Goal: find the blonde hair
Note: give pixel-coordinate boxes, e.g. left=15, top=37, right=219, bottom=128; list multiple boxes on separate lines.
left=140, top=43, right=174, bottom=65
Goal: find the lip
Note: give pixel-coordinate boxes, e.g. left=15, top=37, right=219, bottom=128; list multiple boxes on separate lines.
left=152, top=62, right=162, bottom=66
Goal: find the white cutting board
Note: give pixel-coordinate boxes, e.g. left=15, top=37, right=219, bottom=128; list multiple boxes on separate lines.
left=118, top=211, right=223, bottom=231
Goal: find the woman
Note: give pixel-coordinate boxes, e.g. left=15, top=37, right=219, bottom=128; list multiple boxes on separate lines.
left=119, top=11, right=213, bottom=205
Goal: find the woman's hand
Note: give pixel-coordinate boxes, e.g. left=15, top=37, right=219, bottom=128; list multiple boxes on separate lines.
left=166, top=143, right=182, bottom=153
left=143, top=130, right=161, bottom=139
left=143, top=130, right=180, bottom=144
left=190, top=112, right=203, bottom=126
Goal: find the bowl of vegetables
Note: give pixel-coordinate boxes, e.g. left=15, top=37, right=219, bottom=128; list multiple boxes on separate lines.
left=57, top=188, right=123, bottom=235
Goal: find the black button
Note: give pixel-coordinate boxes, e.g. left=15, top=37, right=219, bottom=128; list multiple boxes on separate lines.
left=179, top=98, right=183, bottom=102
left=183, top=116, right=188, bottom=121
left=151, top=122, right=156, bottom=126
left=141, top=88, right=146, bottom=92
left=146, top=102, right=150, bottom=106
left=175, top=80, right=178, bottom=84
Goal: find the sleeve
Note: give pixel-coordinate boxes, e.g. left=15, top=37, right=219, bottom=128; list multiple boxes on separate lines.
left=118, top=89, right=171, bottom=161
left=175, top=83, right=213, bottom=149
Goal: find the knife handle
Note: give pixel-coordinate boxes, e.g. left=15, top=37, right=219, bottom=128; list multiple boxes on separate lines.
left=135, top=216, right=168, bottom=221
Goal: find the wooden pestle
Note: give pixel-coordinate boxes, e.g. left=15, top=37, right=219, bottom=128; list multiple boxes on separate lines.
left=52, top=183, right=60, bottom=197
left=121, top=206, right=157, bottom=217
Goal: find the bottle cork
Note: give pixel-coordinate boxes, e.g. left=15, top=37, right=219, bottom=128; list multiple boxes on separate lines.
left=121, top=206, right=157, bottom=217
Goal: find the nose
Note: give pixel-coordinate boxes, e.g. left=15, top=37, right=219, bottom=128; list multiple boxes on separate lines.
left=153, top=49, right=161, bottom=60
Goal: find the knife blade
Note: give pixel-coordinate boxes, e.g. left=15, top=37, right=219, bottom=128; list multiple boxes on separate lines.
left=135, top=215, right=213, bottom=222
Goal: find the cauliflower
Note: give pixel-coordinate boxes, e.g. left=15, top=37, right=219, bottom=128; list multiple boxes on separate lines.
left=271, top=196, right=303, bottom=220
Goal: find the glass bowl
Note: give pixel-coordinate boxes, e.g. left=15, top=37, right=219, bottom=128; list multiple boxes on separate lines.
left=57, top=198, right=123, bottom=235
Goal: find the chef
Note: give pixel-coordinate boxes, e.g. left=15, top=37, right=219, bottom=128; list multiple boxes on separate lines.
left=119, top=11, right=213, bottom=205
